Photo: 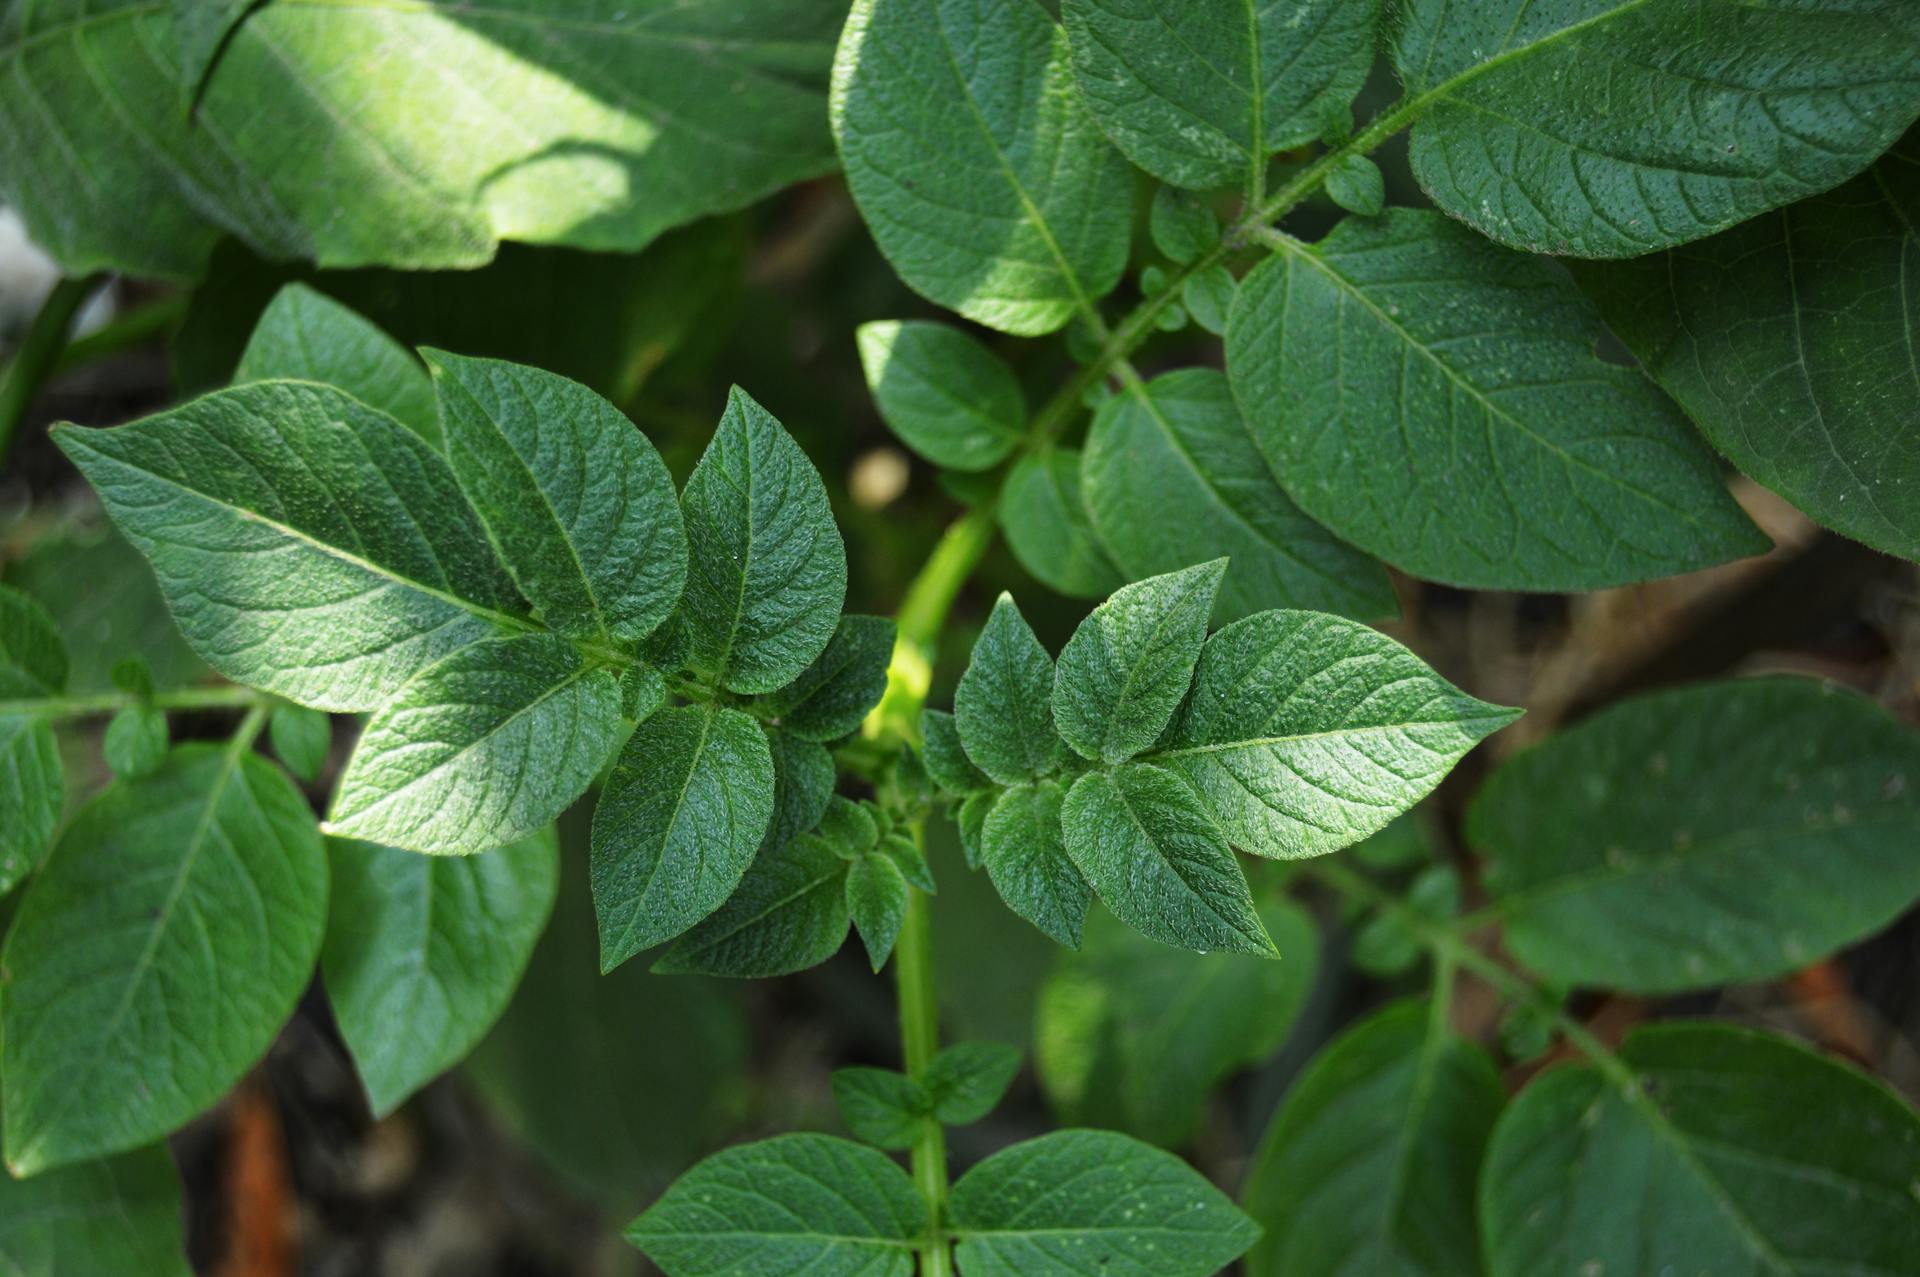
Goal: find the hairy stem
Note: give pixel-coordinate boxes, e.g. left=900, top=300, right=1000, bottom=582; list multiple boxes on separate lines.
left=0, top=275, right=104, bottom=465
left=0, top=685, right=275, bottom=720
left=895, top=876, right=953, bottom=1276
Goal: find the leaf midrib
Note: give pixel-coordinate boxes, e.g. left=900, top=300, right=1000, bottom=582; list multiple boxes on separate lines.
left=1150, top=713, right=1513, bottom=762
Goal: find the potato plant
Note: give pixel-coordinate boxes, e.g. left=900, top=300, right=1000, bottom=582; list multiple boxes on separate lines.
left=0, top=1, right=1917, bottom=1274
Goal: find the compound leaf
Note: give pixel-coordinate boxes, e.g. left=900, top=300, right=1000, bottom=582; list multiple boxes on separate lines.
left=833, top=0, right=1133, bottom=335
left=1000, top=449, right=1126, bottom=599
left=680, top=388, right=848, bottom=695
left=948, top=1129, right=1259, bottom=1277
left=857, top=321, right=1025, bottom=471
left=1084, top=369, right=1396, bottom=622
left=1061, top=763, right=1273, bottom=957
left=1225, top=210, right=1767, bottom=591
left=428, top=351, right=688, bottom=644
left=1469, top=677, right=1920, bottom=994
left=1394, top=0, right=1920, bottom=257
left=1481, top=1024, right=1920, bottom=1276
left=53, top=382, right=525, bottom=712
left=235, top=283, right=438, bottom=444
left=0, top=1143, right=190, bottom=1276
left=982, top=780, right=1092, bottom=948
left=1053, top=560, right=1225, bottom=765
left=1, top=745, right=327, bottom=1175
left=1153, top=609, right=1517, bottom=859
left=955, top=594, right=1068, bottom=785
left=592, top=706, right=776, bottom=970
left=327, top=635, right=622, bottom=856
left=763, top=615, right=897, bottom=743
left=627, top=1134, right=925, bottom=1277
left=1242, top=998, right=1503, bottom=1277
left=656, top=832, right=852, bottom=980
left=1062, top=0, right=1380, bottom=192
left=323, top=828, right=559, bottom=1118
left=1574, top=130, right=1920, bottom=562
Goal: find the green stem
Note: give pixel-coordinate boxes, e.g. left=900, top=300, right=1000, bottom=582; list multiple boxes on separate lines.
left=227, top=703, right=271, bottom=756
left=0, top=685, right=274, bottom=720
left=0, top=275, right=104, bottom=465
left=1310, top=860, right=1639, bottom=1091
left=50, top=291, right=186, bottom=377
left=896, top=879, right=953, bottom=1277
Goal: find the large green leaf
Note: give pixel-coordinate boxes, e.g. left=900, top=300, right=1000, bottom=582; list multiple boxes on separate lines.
left=0, top=586, right=66, bottom=897
left=0, top=1, right=843, bottom=278
left=1, top=745, right=326, bottom=1175
left=1393, top=0, right=1920, bottom=257
left=1150, top=609, right=1518, bottom=859
left=1053, top=560, right=1224, bottom=765
left=322, top=828, right=559, bottom=1117
left=857, top=320, right=1025, bottom=471
left=1083, top=370, right=1396, bottom=622
left=1242, top=998, right=1503, bottom=1277
left=429, top=352, right=688, bottom=644
left=1481, top=1024, right=1920, bottom=1276
left=948, top=1129, right=1259, bottom=1277
left=591, top=705, right=776, bottom=970
left=1061, top=762, right=1273, bottom=956
left=1575, top=130, right=1920, bottom=561
left=679, top=387, right=848, bottom=695
left=832, top=0, right=1133, bottom=335
left=762, top=614, right=896, bottom=743
left=327, top=635, right=622, bottom=855
left=1000, top=448, right=1126, bottom=599
left=0, top=1144, right=190, bottom=1276
left=981, top=780, right=1091, bottom=948
left=656, top=831, right=852, bottom=978
left=1061, top=0, right=1380, bottom=192
left=1469, top=677, right=1920, bottom=994
left=955, top=594, right=1068, bottom=786
left=53, top=381, right=525, bottom=712
left=234, top=283, right=439, bottom=444
left=1226, top=210, right=1767, bottom=590
left=628, top=1134, right=926, bottom=1277
left=1038, top=896, right=1316, bottom=1147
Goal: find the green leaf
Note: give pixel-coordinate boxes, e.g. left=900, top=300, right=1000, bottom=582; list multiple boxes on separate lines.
left=857, top=321, right=1025, bottom=471
left=766, top=729, right=839, bottom=852
left=982, top=780, right=1092, bottom=948
left=0, top=1143, right=191, bottom=1276
left=1242, top=998, right=1504, bottom=1277
left=1228, top=210, right=1769, bottom=590
left=102, top=708, right=167, bottom=780
left=1053, top=561, right=1224, bottom=765
left=1394, top=0, right=1920, bottom=258
left=1, top=745, right=326, bottom=1175
left=618, top=664, right=667, bottom=724
left=956, top=594, right=1068, bottom=785
left=819, top=796, right=882, bottom=856
left=1149, top=188, right=1220, bottom=266
left=1084, top=370, right=1396, bottom=623
left=1182, top=265, right=1236, bottom=336
left=1574, top=129, right=1920, bottom=561
left=172, top=0, right=256, bottom=95
left=1062, top=0, right=1380, bottom=193
left=957, top=791, right=993, bottom=870
left=0, top=587, right=67, bottom=894
left=832, top=0, right=1133, bottom=335
left=326, top=635, right=622, bottom=856
left=679, top=388, right=848, bottom=694
left=921, top=708, right=992, bottom=795
left=1323, top=153, right=1384, bottom=217
left=1000, top=449, right=1126, bottom=599
left=879, top=831, right=937, bottom=895
left=1468, top=677, right=1920, bottom=994
left=764, top=615, right=896, bottom=743
left=1480, top=1023, right=1920, bottom=1276
left=428, top=352, right=688, bottom=645
left=0, top=2, right=844, bottom=279
left=53, top=382, right=525, bottom=712
left=1038, top=896, right=1315, bottom=1147
left=924, top=1042, right=1023, bottom=1126
left=628, top=1133, right=926, bottom=1277
left=592, top=706, right=776, bottom=970
left=847, top=851, right=910, bottom=971
left=1061, top=763, right=1273, bottom=956
left=235, top=284, right=438, bottom=444
left=1153, top=609, right=1517, bottom=858
left=0, top=582, right=69, bottom=695
left=322, top=828, right=558, bottom=1117
left=268, top=705, right=331, bottom=784
left=656, top=832, right=852, bottom=979
left=949, top=1129, right=1260, bottom=1277
left=832, top=1067, right=931, bottom=1150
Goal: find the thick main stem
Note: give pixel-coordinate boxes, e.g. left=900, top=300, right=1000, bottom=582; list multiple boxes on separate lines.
left=895, top=882, right=952, bottom=1276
